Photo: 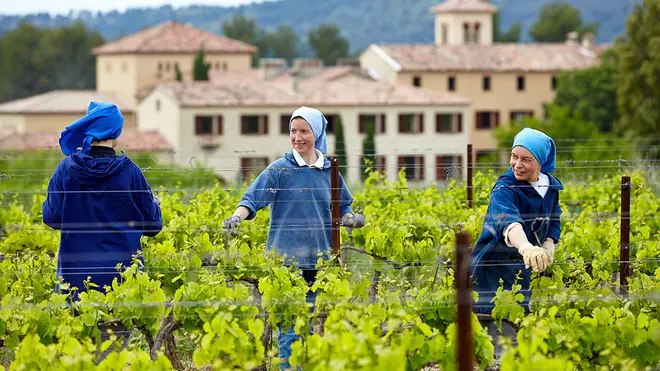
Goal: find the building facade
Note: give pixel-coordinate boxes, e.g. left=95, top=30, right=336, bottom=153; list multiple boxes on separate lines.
left=359, top=0, right=607, bottom=160
left=137, top=65, right=472, bottom=185
left=92, top=21, right=257, bottom=106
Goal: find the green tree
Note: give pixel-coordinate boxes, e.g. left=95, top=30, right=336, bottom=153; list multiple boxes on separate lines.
left=552, top=48, right=619, bottom=132
left=174, top=63, right=183, bottom=81
left=491, top=4, right=521, bottom=43
left=222, top=14, right=266, bottom=66
left=494, top=105, right=636, bottom=177
left=361, top=118, right=376, bottom=180
left=193, top=48, right=210, bottom=81
left=308, top=25, right=349, bottom=66
left=529, top=2, right=599, bottom=43
left=616, top=0, right=660, bottom=157
left=264, top=25, right=298, bottom=65
left=0, top=21, right=103, bottom=103
left=334, top=116, right=347, bottom=177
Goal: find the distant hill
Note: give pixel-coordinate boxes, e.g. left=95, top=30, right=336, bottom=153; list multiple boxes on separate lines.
left=0, top=0, right=640, bottom=54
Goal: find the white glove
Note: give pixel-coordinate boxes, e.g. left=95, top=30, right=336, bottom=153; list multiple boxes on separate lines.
left=541, top=239, right=556, bottom=265
left=518, top=242, right=550, bottom=273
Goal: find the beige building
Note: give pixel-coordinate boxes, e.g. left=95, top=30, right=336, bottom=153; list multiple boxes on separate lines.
left=92, top=21, right=257, bottom=106
left=0, top=90, right=135, bottom=134
left=138, top=61, right=472, bottom=185
left=359, top=0, right=608, bottom=160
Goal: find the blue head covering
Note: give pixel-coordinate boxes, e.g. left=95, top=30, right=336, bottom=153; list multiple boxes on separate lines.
left=512, top=127, right=557, bottom=173
left=59, top=101, right=124, bottom=156
left=289, top=106, right=328, bottom=154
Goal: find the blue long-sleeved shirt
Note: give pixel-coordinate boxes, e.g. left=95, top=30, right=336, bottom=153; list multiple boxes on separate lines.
left=238, top=152, right=353, bottom=268
left=42, top=147, right=162, bottom=297
left=470, top=168, right=563, bottom=315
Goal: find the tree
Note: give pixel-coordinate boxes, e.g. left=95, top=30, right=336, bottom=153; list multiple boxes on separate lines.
left=552, top=48, right=619, bottom=132
left=193, top=48, right=210, bottom=81
left=174, top=63, right=183, bottom=81
left=491, top=5, right=521, bottom=42
left=529, top=2, right=599, bottom=43
left=0, top=21, right=103, bottom=103
left=222, top=14, right=267, bottom=66
left=334, top=116, right=347, bottom=177
left=361, top=118, right=376, bottom=180
left=494, top=105, right=636, bottom=177
left=263, top=25, right=298, bottom=65
left=308, top=25, right=349, bottom=66
left=616, top=0, right=660, bottom=156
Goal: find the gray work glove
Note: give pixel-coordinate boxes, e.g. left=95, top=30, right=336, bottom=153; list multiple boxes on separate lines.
left=341, top=213, right=366, bottom=229
left=222, top=215, right=242, bottom=230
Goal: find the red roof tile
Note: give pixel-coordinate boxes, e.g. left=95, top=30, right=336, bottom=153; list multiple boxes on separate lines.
left=0, top=90, right=134, bottom=114
left=91, top=21, right=257, bottom=55
left=0, top=130, right=173, bottom=152
left=374, top=43, right=607, bottom=72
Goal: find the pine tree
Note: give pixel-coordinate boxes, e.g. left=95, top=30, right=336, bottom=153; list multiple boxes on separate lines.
left=193, top=48, right=210, bottom=81
left=334, top=116, right=347, bottom=177
left=174, top=63, right=183, bottom=81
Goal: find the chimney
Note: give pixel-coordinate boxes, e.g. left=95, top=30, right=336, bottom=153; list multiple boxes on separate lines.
left=259, top=58, right=288, bottom=80
left=292, top=58, right=324, bottom=78
left=581, top=32, right=594, bottom=50
left=565, top=31, right=579, bottom=45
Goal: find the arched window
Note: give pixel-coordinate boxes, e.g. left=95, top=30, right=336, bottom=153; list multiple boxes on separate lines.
left=474, top=22, right=481, bottom=43
left=463, top=23, right=470, bottom=44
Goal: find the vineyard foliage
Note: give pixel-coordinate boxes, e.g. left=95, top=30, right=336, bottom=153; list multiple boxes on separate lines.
left=0, top=167, right=658, bottom=370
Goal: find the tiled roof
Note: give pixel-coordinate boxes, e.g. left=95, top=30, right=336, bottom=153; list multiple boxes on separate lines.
left=154, top=73, right=471, bottom=107
left=0, top=90, right=134, bottom=114
left=91, top=21, right=257, bottom=55
left=430, top=0, right=498, bottom=14
left=137, top=66, right=373, bottom=100
left=0, top=130, right=173, bottom=152
left=372, top=43, right=606, bottom=72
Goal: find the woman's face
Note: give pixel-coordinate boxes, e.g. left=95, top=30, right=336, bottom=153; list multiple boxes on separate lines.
left=290, top=117, right=316, bottom=155
left=510, top=145, right=541, bottom=182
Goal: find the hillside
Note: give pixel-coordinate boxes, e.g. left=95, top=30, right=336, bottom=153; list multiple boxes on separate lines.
left=0, top=0, right=640, bottom=54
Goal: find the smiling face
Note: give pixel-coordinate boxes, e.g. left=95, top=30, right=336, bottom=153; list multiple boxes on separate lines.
left=510, top=145, right=541, bottom=182
left=290, top=117, right=316, bottom=156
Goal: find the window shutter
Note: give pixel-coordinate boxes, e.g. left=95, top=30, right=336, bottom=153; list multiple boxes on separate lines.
left=217, top=115, right=223, bottom=135
left=359, top=115, right=366, bottom=133
left=241, top=116, right=248, bottom=134
left=419, top=156, right=425, bottom=180
left=419, top=114, right=424, bottom=133
left=510, top=111, right=515, bottom=122
left=495, top=111, right=500, bottom=127
left=398, top=115, right=405, bottom=133
left=281, top=115, right=289, bottom=134
left=195, top=116, right=203, bottom=135
left=397, top=156, right=405, bottom=169
left=435, top=114, right=441, bottom=133
left=457, top=113, right=463, bottom=133
left=475, top=112, right=482, bottom=129
left=380, top=114, right=386, bottom=134
left=241, top=158, right=248, bottom=181
left=263, top=115, right=269, bottom=135
left=436, top=155, right=442, bottom=181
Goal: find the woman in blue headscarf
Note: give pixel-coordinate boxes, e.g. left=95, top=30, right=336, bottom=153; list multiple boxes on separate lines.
left=470, top=127, right=563, bottom=355
left=222, top=106, right=366, bottom=370
left=43, top=101, right=163, bottom=359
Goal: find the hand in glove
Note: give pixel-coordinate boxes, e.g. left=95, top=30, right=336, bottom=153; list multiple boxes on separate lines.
left=341, top=213, right=366, bottom=229
left=541, top=239, right=556, bottom=265
left=222, top=215, right=242, bottom=231
left=518, top=242, right=551, bottom=273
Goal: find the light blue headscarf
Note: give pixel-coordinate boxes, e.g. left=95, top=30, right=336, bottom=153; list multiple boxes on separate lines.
left=289, top=106, right=328, bottom=154
left=512, top=127, right=557, bottom=173
left=59, top=101, right=124, bottom=156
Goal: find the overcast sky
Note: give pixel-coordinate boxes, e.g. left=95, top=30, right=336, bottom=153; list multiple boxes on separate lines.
left=3, top=0, right=272, bottom=15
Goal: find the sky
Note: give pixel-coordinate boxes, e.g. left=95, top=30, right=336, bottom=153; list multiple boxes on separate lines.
left=3, top=0, right=271, bottom=15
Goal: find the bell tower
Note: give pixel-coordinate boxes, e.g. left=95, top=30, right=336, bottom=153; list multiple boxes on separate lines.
left=430, top=0, right=498, bottom=46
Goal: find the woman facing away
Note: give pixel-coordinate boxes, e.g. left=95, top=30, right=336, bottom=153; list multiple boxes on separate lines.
left=222, top=106, right=365, bottom=370
left=470, top=127, right=563, bottom=355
